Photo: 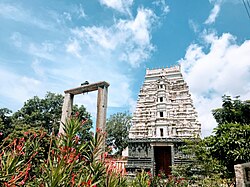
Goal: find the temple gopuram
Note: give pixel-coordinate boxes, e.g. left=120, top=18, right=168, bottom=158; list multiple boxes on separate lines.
left=126, top=65, right=201, bottom=176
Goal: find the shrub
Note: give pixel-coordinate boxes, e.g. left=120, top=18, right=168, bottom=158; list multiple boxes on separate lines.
left=0, top=117, right=124, bottom=186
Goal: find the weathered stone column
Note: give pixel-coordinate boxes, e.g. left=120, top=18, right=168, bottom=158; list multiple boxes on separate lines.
left=59, top=93, right=74, bottom=134
left=96, top=85, right=108, bottom=152
left=96, top=86, right=108, bottom=131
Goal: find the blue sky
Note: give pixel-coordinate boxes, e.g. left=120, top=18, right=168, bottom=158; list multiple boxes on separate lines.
left=0, top=0, right=250, bottom=137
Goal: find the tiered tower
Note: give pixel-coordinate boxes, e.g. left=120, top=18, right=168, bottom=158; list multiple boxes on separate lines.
left=126, top=66, right=201, bottom=176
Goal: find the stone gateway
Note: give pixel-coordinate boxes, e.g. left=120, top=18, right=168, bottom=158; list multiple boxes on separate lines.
left=126, top=66, right=201, bottom=176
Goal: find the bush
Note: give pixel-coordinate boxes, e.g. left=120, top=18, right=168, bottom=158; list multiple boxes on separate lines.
left=0, top=117, right=128, bottom=186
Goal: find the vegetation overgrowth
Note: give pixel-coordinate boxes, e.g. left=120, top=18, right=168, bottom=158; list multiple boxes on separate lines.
left=172, top=95, right=250, bottom=186
left=0, top=94, right=249, bottom=186
left=106, top=112, right=132, bottom=156
left=0, top=116, right=192, bottom=186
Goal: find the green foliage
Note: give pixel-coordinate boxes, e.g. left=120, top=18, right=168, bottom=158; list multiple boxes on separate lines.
left=173, top=95, right=250, bottom=185
left=194, top=176, right=233, bottom=187
left=0, top=117, right=108, bottom=186
left=105, top=163, right=127, bottom=187
left=205, top=123, right=250, bottom=178
left=208, top=95, right=250, bottom=178
left=38, top=117, right=106, bottom=187
left=172, top=139, right=229, bottom=186
left=12, top=92, right=64, bottom=134
left=72, top=104, right=92, bottom=141
left=0, top=108, right=13, bottom=141
left=172, top=139, right=226, bottom=179
left=106, top=112, right=132, bottom=156
left=0, top=92, right=92, bottom=142
left=0, top=129, right=50, bottom=186
left=131, top=170, right=151, bottom=187
left=212, top=95, right=250, bottom=125
left=0, top=108, right=13, bottom=140
left=130, top=170, right=189, bottom=187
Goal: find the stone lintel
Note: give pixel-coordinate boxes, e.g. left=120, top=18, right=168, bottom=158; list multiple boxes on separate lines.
left=64, top=81, right=110, bottom=95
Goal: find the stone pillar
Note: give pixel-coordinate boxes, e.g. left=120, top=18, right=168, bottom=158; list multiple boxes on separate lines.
left=96, top=86, right=108, bottom=131
left=59, top=93, right=74, bottom=134
left=234, top=162, right=250, bottom=187
left=96, top=85, right=108, bottom=151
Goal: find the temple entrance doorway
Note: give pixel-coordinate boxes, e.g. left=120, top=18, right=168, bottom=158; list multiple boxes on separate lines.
left=154, top=146, right=172, bottom=176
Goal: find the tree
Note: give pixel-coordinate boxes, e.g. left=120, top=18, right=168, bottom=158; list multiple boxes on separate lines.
left=203, top=95, right=250, bottom=178
left=205, top=123, right=250, bottom=178
left=2, top=92, right=92, bottom=140
left=174, top=95, right=250, bottom=185
left=106, top=112, right=132, bottom=156
left=11, top=92, right=64, bottom=134
left=0, top=108, right=13, bottom=140
left=205, top=95, right=250, bottom=178
left=212, top=95, right=250, bottom=125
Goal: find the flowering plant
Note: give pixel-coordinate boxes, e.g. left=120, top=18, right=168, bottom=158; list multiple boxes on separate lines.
left=1, top=116, right=193, bottom=187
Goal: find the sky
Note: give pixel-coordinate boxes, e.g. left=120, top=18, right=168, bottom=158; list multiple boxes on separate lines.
left=0, top=0, right=250, bottom=137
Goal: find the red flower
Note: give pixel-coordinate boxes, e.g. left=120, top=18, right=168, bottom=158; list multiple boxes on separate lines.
left=19, top=180, right=25, bottom=185
left=71, top=173, right=76, bottom=185
left=75, top=112, right=80, bottom=117
left=103, top=152, right=108, bottom=159
left=147, top=171, right=152, bottom=177
left=24, top=131, right=29, bottom=136
left=147, top=180, right=151, bottom=186
left=87, top=179, right=92, bottom=186
left=16, top=145, right=23, bottom=151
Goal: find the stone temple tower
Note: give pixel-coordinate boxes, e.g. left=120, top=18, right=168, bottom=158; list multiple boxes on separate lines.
left=126, top=65, right=201, bottom=176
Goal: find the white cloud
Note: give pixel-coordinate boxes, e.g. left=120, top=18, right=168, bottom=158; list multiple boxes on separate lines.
left=204, top=3, right=221, bottom=25
left=63, top=12, right=72, bottom=21
left=2, top=35, right=136, bottom=117
left=28, top=42, right=56, bottom=62
left=10, top=32, right=22, bottom=47
left=0, top=68, right=42, bottom=104
left=71, top=7, right=156, bottom=67
left=99, top=0, right=133, bottom=15
left=0, top=3, right=54, bottom=30
left=31, top=59, right=45, bottom=77
left=66, top=39, right=82, bottom=58
left=77, top=4, right=86, bottom=19
left=74, top=26, right=117, bottom=50
left=0, top=1, right=159, bottom=121
left=188, top=19, right=200, bottom=33
left=179, top=32, right=250, bottom=137
left=152, top=0, right=170, bottom=16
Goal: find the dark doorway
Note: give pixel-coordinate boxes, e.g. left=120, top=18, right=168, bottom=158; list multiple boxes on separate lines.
left=154, top=146, right=172, bottom=176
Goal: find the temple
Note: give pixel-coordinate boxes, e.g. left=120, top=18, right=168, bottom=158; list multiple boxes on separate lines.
left=126, top=65, right=201, bottom=176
